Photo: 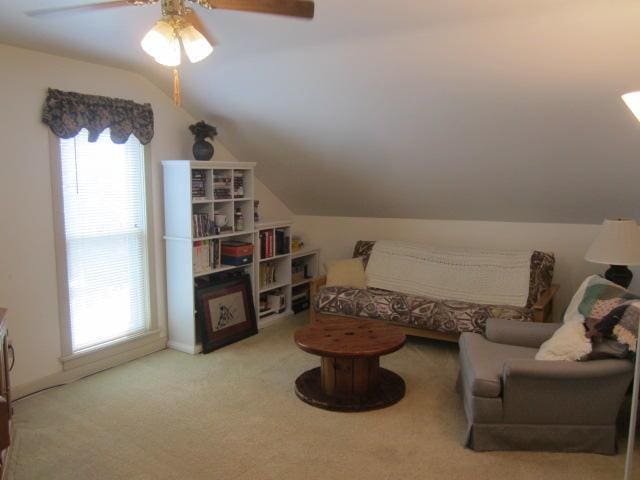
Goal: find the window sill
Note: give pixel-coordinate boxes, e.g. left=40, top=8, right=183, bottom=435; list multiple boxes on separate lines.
left=60, top=329, right=164, bottom=371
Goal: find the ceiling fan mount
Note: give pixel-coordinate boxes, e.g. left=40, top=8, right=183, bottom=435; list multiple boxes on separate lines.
left=26, top=0, right=315, bottom=20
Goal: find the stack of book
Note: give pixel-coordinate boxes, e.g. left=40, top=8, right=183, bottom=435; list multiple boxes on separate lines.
left=260, top=261, right=278, bottom=288
left=192, top=213, right=214, bottom=238
left=191, top=170, right=207, bottom=200
left=193, top=239, right=220, bottom=274
left=259, top=230, right=274, bottom=258
left=233, top=173, right=244, bottom=197
left=213, top=188, right=231, bottom=200
left=275, top=228, right=289, bottom=255
left=291, top=258, right=309, bottom=284
left=213, top=174, right=231, bottom=199
left=292, top=284, right=310, bottom=313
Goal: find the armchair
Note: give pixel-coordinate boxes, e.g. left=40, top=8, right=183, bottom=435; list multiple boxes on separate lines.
left=458, top=318, right=633, bottom=454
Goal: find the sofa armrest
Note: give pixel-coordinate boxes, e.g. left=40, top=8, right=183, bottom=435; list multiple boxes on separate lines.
left=309, top=276, right=327, bottom=322
left=502, top=358, right=633, bottom=425
left=532, top=284, right=559, bottom=323
left=485, top=318, right=561, bottom=349
left=310, top=275, right=327, bottom=298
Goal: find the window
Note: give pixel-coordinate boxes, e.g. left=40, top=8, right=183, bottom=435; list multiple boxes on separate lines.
left=57, top=129, right=150, bottom=354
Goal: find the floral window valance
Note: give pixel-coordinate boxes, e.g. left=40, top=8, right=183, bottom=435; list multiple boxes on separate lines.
left=42, top=88, right=154, bottom=145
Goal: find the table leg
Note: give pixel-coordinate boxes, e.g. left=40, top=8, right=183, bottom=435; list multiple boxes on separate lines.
left=295, top=357, right=405, bottom=412
left=321, top=356, right=380, bottom=397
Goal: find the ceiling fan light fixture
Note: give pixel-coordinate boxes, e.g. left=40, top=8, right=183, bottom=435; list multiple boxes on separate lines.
left=141, top=20, right=173, bottom=57
left=180, top=23, right=213, bottom=63
left=153, top=34, right=181, bottom=66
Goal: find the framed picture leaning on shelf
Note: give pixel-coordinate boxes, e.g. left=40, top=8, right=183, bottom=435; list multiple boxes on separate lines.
left=195, top=274, right=257, bottom=353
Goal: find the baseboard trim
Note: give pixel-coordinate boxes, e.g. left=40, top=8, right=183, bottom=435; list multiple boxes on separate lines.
left=13, top=336, right=167, bottom=400
left=167, top=340, right=201, bottom=354
left=258, top=310, right=292, bottom=329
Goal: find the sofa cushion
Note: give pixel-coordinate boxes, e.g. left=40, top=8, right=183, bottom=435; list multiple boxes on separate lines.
left=351, top=241, right=555, bottom=309
left=459, top=332, right=537, bottom=398
left=325, top=258, right=366, bottom=289
left=314, top=286, right=532, bottom=335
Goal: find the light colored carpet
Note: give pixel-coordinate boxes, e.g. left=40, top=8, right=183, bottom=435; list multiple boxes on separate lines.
left=7, top=312, right=638, bottom=480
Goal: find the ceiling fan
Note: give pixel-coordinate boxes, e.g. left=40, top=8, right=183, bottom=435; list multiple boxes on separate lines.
left=26, top=0, right=315, bottom=105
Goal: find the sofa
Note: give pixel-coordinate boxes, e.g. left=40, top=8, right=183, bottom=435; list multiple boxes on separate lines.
left=458, top=318, right=633, bottom=453
left=310, top=241, right=558, bottom=341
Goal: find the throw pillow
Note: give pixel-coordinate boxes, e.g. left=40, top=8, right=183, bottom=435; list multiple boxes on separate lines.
left=562, top=275, right=639, bottom=359
left=325, top=258, right=367, bottom=289
left=564, top=274, right=639, bottom=319
left=535, top=321, right=592, bottom=361
left=581, top=338, right=629, bottom=361
left=577, top=279, right=638, bottom=321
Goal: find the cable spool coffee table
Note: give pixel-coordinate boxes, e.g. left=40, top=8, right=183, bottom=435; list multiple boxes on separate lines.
left=294, top=317, right=406, bottom=412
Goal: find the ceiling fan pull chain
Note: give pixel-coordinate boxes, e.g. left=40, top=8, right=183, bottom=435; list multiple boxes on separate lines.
left=173, top=68, right=181, bottom=107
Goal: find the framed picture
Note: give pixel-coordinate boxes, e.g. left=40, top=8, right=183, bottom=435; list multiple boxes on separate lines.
left=195, top=274, right=257, bottom=353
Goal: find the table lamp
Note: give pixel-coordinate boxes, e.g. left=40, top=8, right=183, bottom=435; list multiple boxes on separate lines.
left=585, top=218, right=640, bottom=288
left=620, top=91, right=640, bottom=480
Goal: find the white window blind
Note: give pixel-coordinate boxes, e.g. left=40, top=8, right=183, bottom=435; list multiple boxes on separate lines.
left=59, top=129, right=150, bottom=353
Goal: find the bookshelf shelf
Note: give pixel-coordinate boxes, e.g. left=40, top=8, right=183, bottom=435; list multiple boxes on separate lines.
left=259, top=281, right=290, bottom=294
left=194, top=262, right=253, bottom=279
left=291, top=278, right=313, bottom=288
left=259, top=253, right=290, bottom=262
left=291, top=249, right=320, bottom=260
left=193, top=231, right=253, bottom=241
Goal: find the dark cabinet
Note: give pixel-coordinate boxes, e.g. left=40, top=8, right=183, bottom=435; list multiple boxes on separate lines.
left=0, top=309, right=12, bottom=477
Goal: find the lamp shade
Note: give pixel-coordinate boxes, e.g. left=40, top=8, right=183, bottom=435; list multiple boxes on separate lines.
left=141, top=20, right=181, bottom=67
left=585, top=218, right=640, bottom=266
left=180, top=24, right=213, bottom=63
left=622, top=91, right=640, bottom=123
left=141, top=20, right=173, bottom=58
left=153, top=36, right=181, bottom=67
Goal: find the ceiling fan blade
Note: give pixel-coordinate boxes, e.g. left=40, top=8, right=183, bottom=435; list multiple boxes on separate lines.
left=26, top=0, right=154, bottom=18
left=184, top=9, right=217, bottom=46
left=193, top=0, right=314, bottom=19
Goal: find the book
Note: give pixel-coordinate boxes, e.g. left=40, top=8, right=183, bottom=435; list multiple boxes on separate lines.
left=191, top=170, right=207, bottom=199
left=192, top=239, right=221, bottom=274
left=192, top=213, right=215, bottom=238
left=260, top=261, right=278, bottom=288
left=275, top=228, right=289, bottom=255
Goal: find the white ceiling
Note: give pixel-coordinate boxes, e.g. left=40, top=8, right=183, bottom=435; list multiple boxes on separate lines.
left=2, top=0, right=640, bottom=223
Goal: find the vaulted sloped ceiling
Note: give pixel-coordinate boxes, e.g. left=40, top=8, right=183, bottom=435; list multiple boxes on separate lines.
left=2, top=0, right=640, bottom=223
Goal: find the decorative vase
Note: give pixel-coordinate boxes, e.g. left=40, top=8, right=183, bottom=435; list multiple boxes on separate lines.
left=189, top=121, right=217, bottom=161
left=192, top=136, right=214, bottom=161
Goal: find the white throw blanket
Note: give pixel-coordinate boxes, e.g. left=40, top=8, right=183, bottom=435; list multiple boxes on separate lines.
left=366, top=241, right=532, bottom=307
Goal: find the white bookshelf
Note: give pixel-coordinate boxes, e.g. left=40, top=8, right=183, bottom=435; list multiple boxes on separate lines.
left=162, top=160, right=256, bottom=354
left=254, top=221, right=292, bottom=327
left=254, top=221, right=320, bottom=327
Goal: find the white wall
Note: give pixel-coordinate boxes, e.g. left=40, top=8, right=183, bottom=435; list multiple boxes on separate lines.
left=0, top=43, right=290, bottom=391
left=294, top=215, right=640, bottom=321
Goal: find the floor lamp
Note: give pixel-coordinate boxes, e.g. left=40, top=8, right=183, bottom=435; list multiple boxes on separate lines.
left=585, top=216, right=640, bottom=480
left=621, top=91, right=640, bottom=480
